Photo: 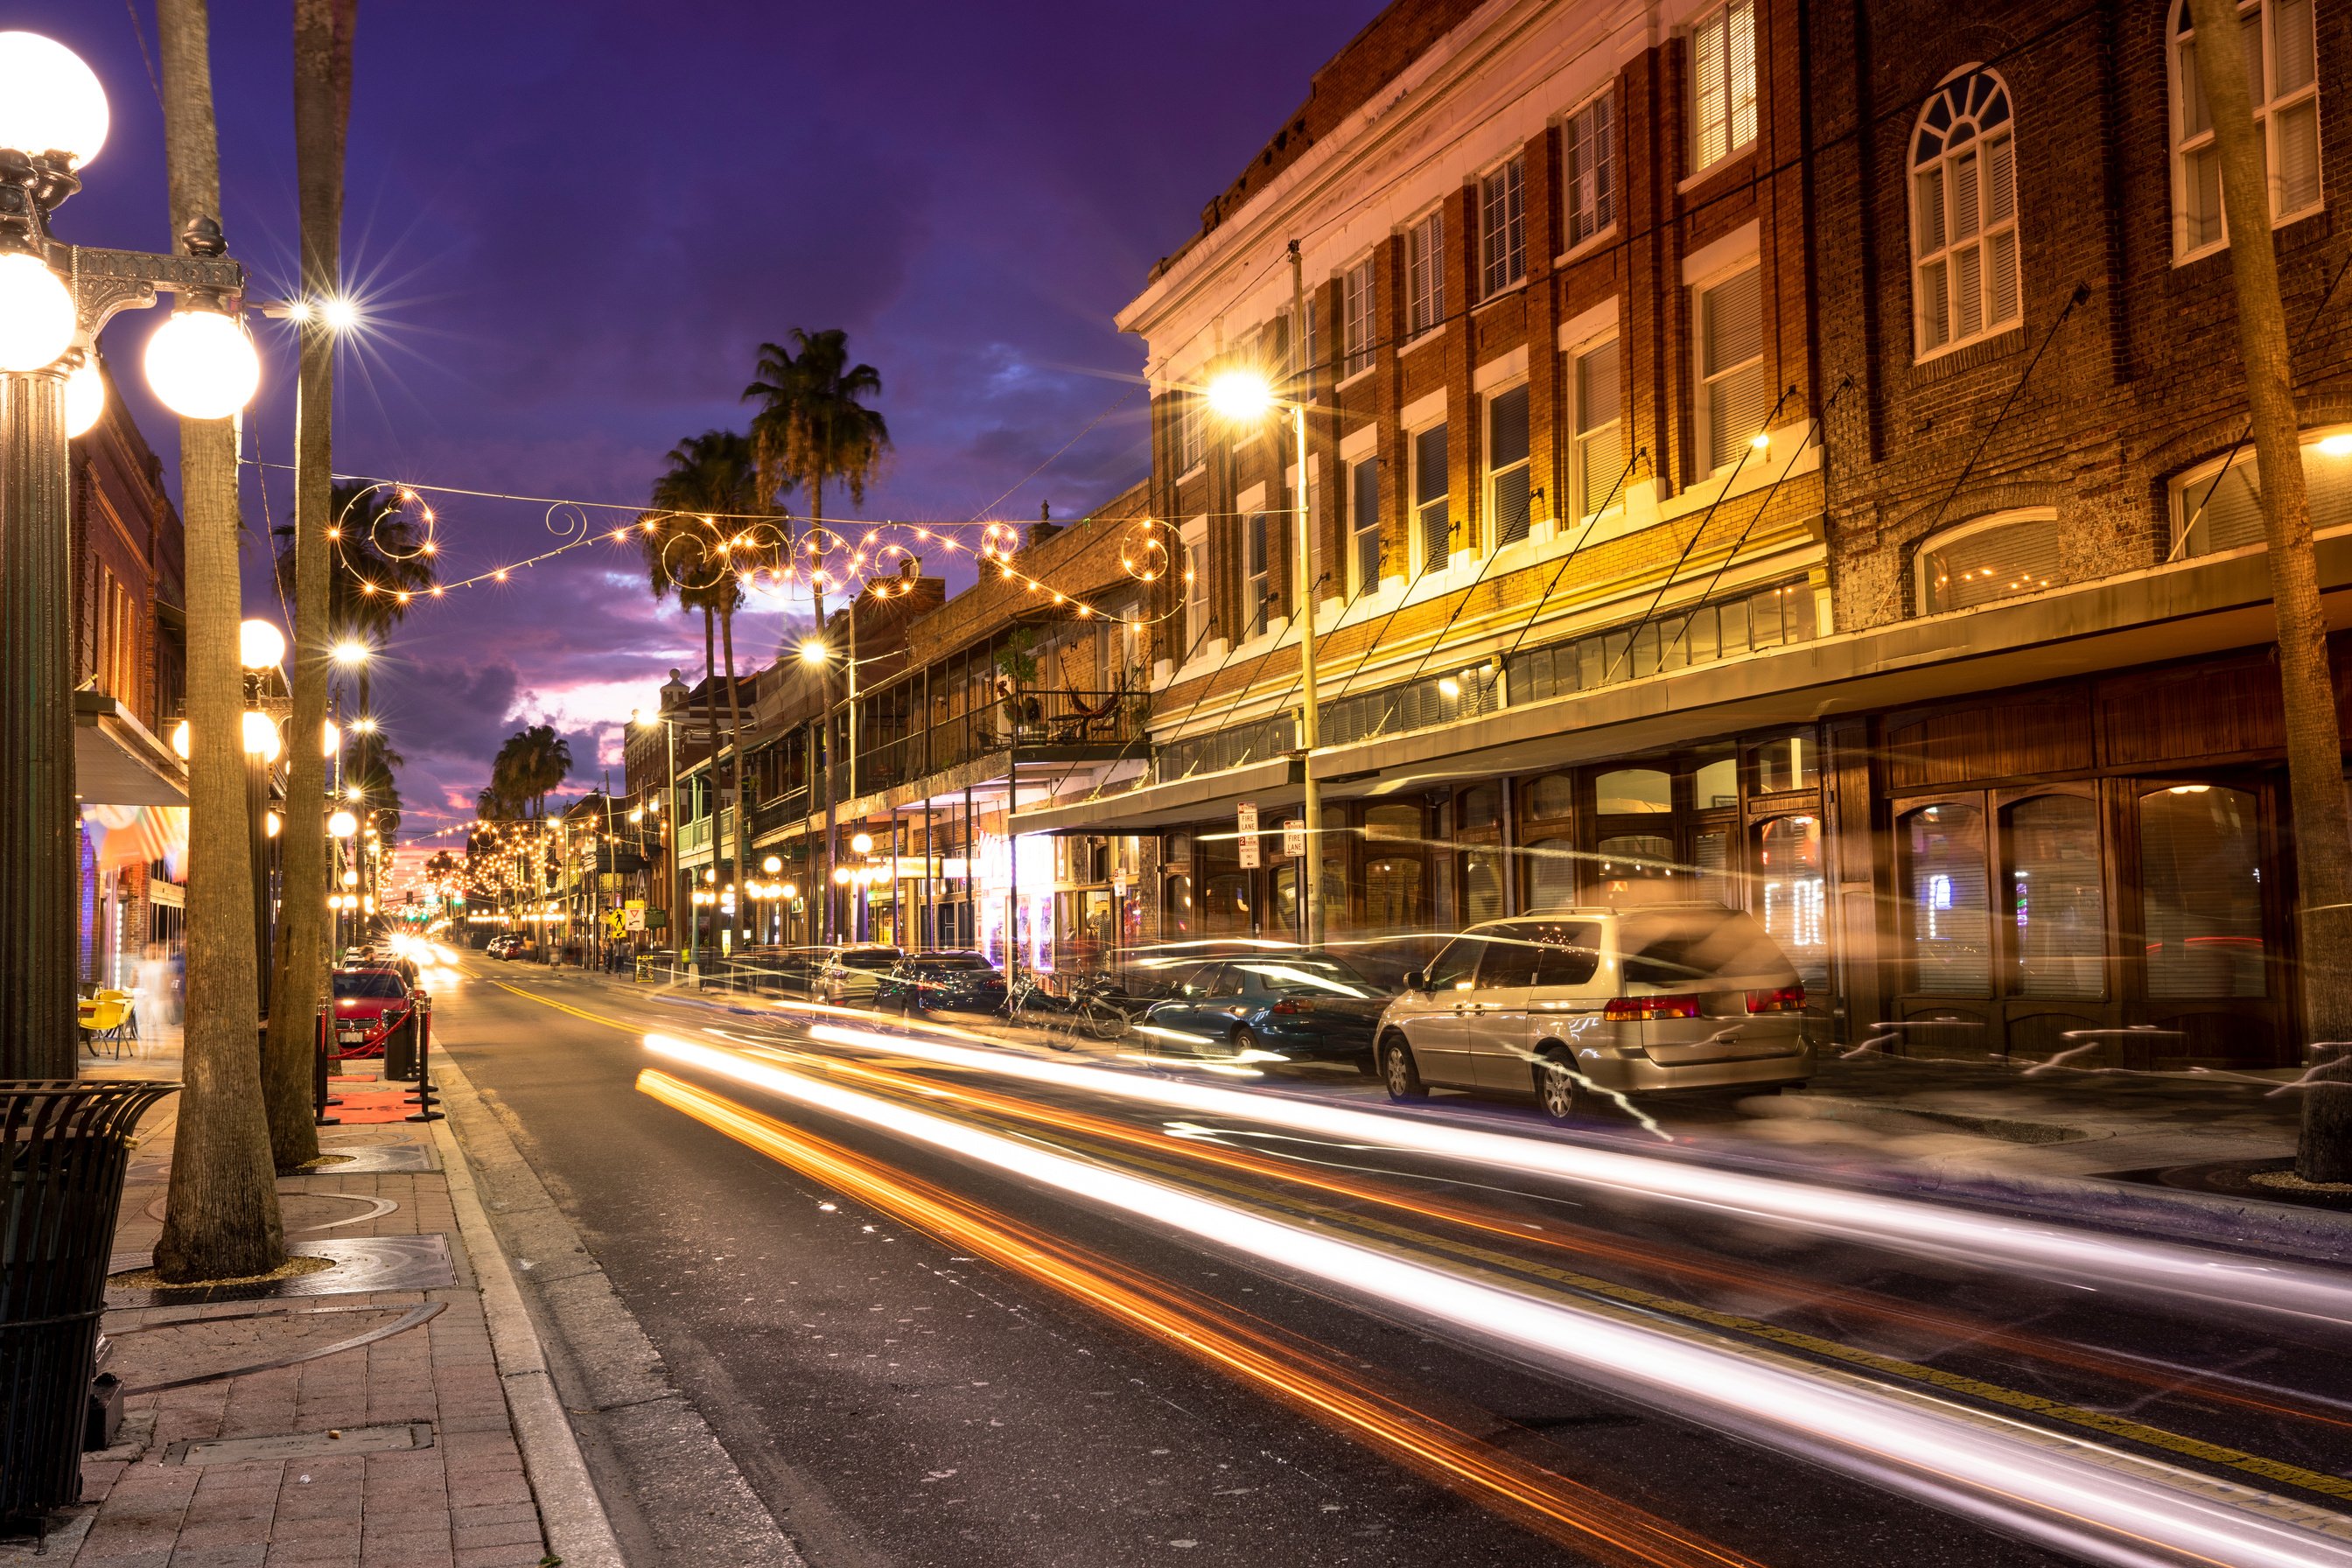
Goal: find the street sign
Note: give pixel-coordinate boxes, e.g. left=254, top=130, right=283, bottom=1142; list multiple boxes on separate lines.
left=1283, top=819, right=1306, bottom=858
left=623, top=900, right=646, bottom=933
left=1237, top=802, right=1260, bottom=869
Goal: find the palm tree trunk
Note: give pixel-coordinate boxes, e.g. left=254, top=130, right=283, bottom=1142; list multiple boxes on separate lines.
left=2188, top=0, right=2352, bottom=1180
left=151, top=0, right=285, bottom=1282
left=265, top=0, right=356, bottom=1173
left=721, top=605, right=746, bottom=948
left=809, top=472, right=833, bottom=945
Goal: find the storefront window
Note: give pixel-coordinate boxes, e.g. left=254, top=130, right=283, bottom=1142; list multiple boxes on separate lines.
left=1365, top=803, right=1422, bottom=842
left=1595, top=768, right=1671, bottom=814
left=1753, top=815, right=1828, bottom=986
left=1162, top=871, right=1194, bottom=941
left=1201, top=872, right=1255, bottom=936
left=1754, top=733, right=1818, bottom=795
left=2141, top=785, right=2265, bottom=997
left=1365, top=856, right=1423, bottom=929
left=2006, top=794, right=2104, bottom=999
left=1464, top=849, right=1504, bottom=924
left=1460, top=784, right=1502, bottom=831
left=1526, top=835, right=1578, bottom=910
left=1901, top=801, right=1990, bottom=996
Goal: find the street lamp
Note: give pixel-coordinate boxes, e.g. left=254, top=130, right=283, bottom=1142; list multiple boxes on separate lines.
left=1201, top=240, right=1324, bottom=948
left=0, top=31, right=262, bottom=1073
left=633, top=698, right=691, bottom=967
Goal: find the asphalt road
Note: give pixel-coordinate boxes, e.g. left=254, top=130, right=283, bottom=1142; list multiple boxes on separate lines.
left=430, top=958, right=2352, bottom=1568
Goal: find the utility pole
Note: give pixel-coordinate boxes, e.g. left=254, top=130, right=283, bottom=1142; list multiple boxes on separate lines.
left=1289, top=238, right=1323, bottom=949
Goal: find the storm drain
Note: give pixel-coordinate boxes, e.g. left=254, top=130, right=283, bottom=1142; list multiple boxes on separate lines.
left=164, top=1421, right=435, bottom=1466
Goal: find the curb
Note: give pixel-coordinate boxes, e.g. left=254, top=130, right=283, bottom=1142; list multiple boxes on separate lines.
left=428, top=1054, right=629, bottom=1568
left=1902, top=1161, right=2352, bottom=1267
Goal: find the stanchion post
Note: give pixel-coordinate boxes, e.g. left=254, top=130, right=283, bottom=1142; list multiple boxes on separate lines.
left=403, top=994, right=442, bottom=1123
left=312, top=1002, right=340, bottom=1126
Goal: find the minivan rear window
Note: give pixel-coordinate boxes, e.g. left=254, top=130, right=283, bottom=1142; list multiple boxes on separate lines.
left=1619, top=909, right=1786, bottom=988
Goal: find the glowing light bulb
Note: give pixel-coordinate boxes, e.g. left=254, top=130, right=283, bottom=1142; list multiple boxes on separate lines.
left=144, top=308, right=261, bottom=419
left=0, top=254, right=74, bottom=372
left=64, top=359, right=104, bottom=438
left=240, top=710, right=283, bottom=761
left=0, top=32, right=108, bottom=165
left=238, top=619, right=287, bottom=670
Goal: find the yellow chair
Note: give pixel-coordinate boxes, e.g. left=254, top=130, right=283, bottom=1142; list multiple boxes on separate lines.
left=79, top=996, right=132, bottom=1058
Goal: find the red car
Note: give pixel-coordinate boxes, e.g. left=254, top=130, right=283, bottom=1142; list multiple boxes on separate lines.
left=331, top=967, right=414, bottom=1058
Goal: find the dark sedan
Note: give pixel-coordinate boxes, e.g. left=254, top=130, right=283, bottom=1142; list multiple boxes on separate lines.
left=873, top=951, right=1009, bottom=1017
left=1138, top=953, right=1390, bottom=1068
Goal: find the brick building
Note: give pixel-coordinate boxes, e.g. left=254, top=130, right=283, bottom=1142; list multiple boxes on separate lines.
left=71, top=360, right=191, bottom=993
left=1007, top=0, right=2352, bottom=1071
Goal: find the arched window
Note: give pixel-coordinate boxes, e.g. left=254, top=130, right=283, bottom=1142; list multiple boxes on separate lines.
left=1910, top=69, right=2020, bottom=356
left=2171, top=0, right=2320, bottom=261
left=1915, top=509, right=2062, bottom=614
left=2169, top=426, right=2352, bottom=558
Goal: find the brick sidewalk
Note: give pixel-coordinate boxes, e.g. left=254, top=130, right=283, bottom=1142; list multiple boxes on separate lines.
left=41, top=1043, right=563, bottom=1568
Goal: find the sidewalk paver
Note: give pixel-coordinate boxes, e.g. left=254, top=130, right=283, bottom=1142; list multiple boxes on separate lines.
left=49, top=1037, right=567, bottom=1568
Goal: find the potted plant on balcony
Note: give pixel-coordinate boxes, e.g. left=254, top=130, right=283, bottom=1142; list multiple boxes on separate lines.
left=995, top=631, right=1043, bottom=739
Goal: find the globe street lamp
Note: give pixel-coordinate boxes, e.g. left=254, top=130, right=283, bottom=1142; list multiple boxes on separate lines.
left=632, top=700, right=691, bottom=968
left=0, top=32, right=262, bottom=1074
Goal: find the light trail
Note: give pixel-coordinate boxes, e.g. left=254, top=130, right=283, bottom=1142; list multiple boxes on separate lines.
left=645, top=1032, right=2352, bottom=1568
left=636, top=1068, right=1765, bottom=1568
left=766, top=1043, right=2352, bottom=1443
left=797, top=1020, right=2352, bottom=1330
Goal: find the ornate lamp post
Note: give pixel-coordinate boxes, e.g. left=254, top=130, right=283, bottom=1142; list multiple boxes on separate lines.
left=0, top=32, right=261, bottom=1078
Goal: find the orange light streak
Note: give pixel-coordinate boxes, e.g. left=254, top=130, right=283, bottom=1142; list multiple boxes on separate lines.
left=636, top=1068, right=1767, bottom=1568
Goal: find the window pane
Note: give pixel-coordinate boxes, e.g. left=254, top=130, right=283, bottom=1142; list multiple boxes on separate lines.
left=2276, top=98, right=2320, bottom=214
left=1754, top=733, right=1817, bottom=794
left=1415, top=424, right=1447, bottom=506
left=1492, top=461, right=1532, bottom=547
left=2007, top=794, right=2104, bottom=999
left=2186, top=143, right=2224, bottom=249
left=2141, top=785, right=2267, bottom=997
left=2179, top=37, right=2210, bottom=136
left=1594, top=835, right=1676, bottom=892
left=1577, top=338, right=1621, bottom=430
left=1914, top=167, right=1946, bottom=256
left=1350, top=456, right=1381, bottom=589
left=1365, top=855, right=1423, bottom=927
left=1986, top=135, right=2016, bottom=227
left=1956, top=243, right=1984, bottom=339
left=1904, top=802, right=1991, bottom=995
left=1488, top=384, right=1530, bottom=469
left=2275, top=0, right=2315, bottom=92
left=1460, top=783, right=1502, bottom=830
left=1921, top=256, right=1951, bottom=350
left=1526, top=835, right=1578, bottom=910
left=1693, top=9, right=1727, bottom=167
left=1695, top=756, right=1739, bottom=809
left=1988, top=229, right=2020, bottom=327
left=1478, top=926, right=1544, bottom=986
left=1727, top=0, right=1758, bottom=150
left=1691, top=827, right=1735, bottom=906
left=1921, top=515, right=2062, bottom=612
left=1702, top=269, right=1764, bottom=374
left=1464, top=849, right=1505, bottom=925
left=1595, top=768, right=1672, bottom=814
left=1753, top=815, right=1828, bottom=987
left=1526, top=774, right=1575, bottom=820
left=1709, top=362, right=1771, bottom=472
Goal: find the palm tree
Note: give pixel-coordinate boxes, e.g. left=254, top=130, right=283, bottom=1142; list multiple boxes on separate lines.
left=152, top=0, right=285, bottom=1283
left=2187, top=0, right=2352, bottom=1180
left=643, top=431, right=766, bottom=946
left=266, top=0, right=358, bottom=1176
left=743, top=331, right=891, bottom=940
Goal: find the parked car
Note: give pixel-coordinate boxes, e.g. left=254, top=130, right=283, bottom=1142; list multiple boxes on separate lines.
left=1376, top=903, right=1813, bottom=1120
left=1139, top=952, right=1390, bottom=1066
left=873, top=951, right=1007, bottom=1017
left=815, top=944, right=905, bottom=1005
left=485, top=934, right=522, bottom=960
left=329, top=966, right=416, bottom=1058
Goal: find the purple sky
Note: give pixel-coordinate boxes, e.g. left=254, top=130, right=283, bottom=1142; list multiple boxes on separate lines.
left=32, top=0, right=1381, bottom=843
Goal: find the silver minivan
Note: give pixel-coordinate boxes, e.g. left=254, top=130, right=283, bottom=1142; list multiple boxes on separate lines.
left=1376, top=902, right=1812, bottom=1120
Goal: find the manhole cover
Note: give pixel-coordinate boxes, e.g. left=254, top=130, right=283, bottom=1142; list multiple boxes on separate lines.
left=165, top=1421, right=433, bottom=1466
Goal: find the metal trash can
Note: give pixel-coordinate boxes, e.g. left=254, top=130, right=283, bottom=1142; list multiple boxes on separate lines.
left=2, top=1080, right=179, bottom=1523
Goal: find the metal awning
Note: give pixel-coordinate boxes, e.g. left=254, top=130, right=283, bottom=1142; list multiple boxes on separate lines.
left=74, top=691, right=186, bottom=808
left=1009, top=536, right=2352, bottom=836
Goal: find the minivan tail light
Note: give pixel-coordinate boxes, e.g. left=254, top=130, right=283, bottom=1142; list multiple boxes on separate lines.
left=1603, top=994, right=1700, bottom=1021
left=1746, top=984, right=1807, bottom=1014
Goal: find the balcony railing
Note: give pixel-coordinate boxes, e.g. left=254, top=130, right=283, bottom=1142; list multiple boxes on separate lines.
left=854, top=687, right=1144, bottom=795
